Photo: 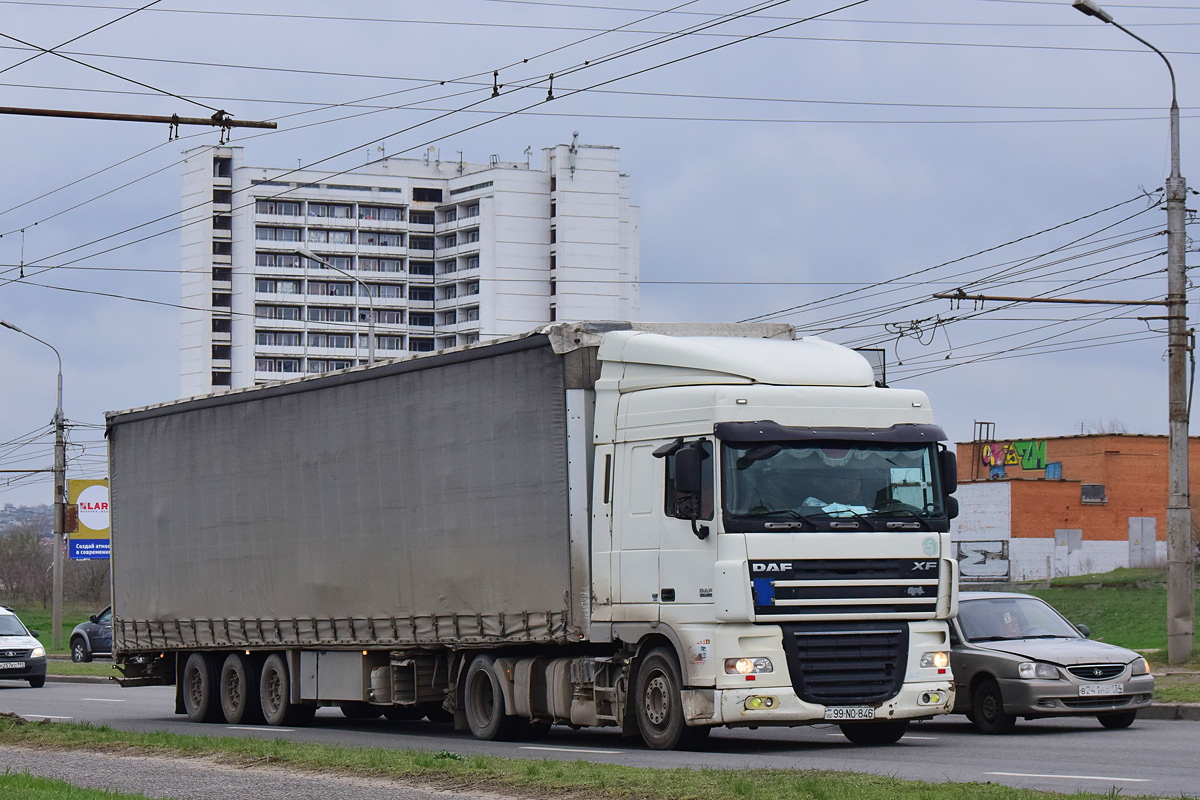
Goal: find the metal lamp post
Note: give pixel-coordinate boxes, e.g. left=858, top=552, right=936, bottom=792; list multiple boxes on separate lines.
left=1073, top=0, right=1194, bottom=663
left=295, top=247, right=376, bottom=364
left=1, top=319, right=66, bottom=650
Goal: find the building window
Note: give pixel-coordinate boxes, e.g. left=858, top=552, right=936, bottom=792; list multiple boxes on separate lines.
left=360, top=205, right=404, bottom=221
left=410, top=312, right=434, bottom=327
left=256, top=226, right=301, bottom=242
left=549, top=306, right=556, bottom=322
left=442, top=310, right=457, bottom=326
left=256, top=200, right=300, bottom=216
left=1081, top=484, right=1107, bottom=504
left=440, top=285, right=457, bottom=300
left=213, top=189, right=232, bottom=204
left=360, top=258, right=403, bottom=272
left=409, top=337, right=435, bottom=352
left=212, top=344, right=231, bottom=359
left=256, top=305, right=301, bottom=320
left=212, top=241, right=232, bottom=256
left=212, top=371, right=232, bottom=386
left=255, top=279, right=301, bottom=294
left=361, top=231, right=404, bottom=247
left=308, top=333, right=353, bottom=349
left=409, top=209, right=434, bottom=225
left=304, top=254, right=351, bottom=271
left=213, top=214, right=232, bottom=230
left=308, top=359, right=327, bottom=373
left=412, top=188, right=442, bottom=203
left=255, top=358, right=300, bottom=373
left=550, top=280, right=556, bottom=296
left=256, top=331, right=301, bottom=347
left=212, top=292, right=232, bottom=307
left=463, top=306, right=480, bottom=322
left=256, top=253, right=301, bottom=269
left=410, top=261, right=434, bottom=276
left=461, top=230, right=480, bottom=244
left=213, top=157, right=231, bottom=178
left=378, top=335, right=404, bottom=350
left=465, top=333, right=480, bottom=345
left=550, top=203, right=556, bottom=218
left=374, top=309, right=404, bottom=324
left=309, top=281, right=352, bottom=297
left=439, top=260, right=457, bottom=275
left=308, top=203, right=352, bottom=219
left=367, top=284, right=404, bottom=299
left=464, top=282, right=480, bottom=296
left=550, top=228, right=556, bottom=244
left=308, top=307, right=353, bottom=323
left=443, top=208, right=457, bottom=223
left=464, top=204, right=480, bottom=218
left=308, top=229, right=353, bottom=245
left=212, top=266, right=232, bottom=281
left=409, top=236, right=434, bottom=250
left=465, top=256, right=479, bottom=270
left=212, top=318, right=232, bottom=333
left=409, top=287, right=434, bottom=302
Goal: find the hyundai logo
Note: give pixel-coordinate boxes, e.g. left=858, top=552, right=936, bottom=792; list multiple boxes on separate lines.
left=1093, top=667, right=1103, bottom=677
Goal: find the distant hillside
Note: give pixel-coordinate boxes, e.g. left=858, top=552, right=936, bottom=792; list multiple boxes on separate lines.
left=0, top=504, right=53, bottom=536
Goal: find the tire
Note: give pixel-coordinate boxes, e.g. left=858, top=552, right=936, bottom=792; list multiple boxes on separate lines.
left=70, top=637, right=91, bottom=663
left=259, top=653, right=314, bottom=727
left=839, top=720, right=909, bottom=745
left=340, top=702, right=383, bottom=720
left=971, top=678, right=1016, bottom=734
left=28, top=676, right=45, bottom=688
left=1098, top=710, right=1137, bottom=729
left=634, top=647, right=708, bottom=750
left=463, top=654, right=520, bottom=741
left=219, top=653, right=262, bottom=725
left=181, top=653, right=222, bottom=723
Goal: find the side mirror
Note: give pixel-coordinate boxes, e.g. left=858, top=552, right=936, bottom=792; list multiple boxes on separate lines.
left=674, top=446, right=703, bottom=496
left=1076, top=623, right=1090, bottom=639
left=939, top=449, right=958, bottom=495
left=89, top=615, right=99, bottom=624
left=944, top=495, right=959, bottom=520
left=29, top=629, right=39, bottom=638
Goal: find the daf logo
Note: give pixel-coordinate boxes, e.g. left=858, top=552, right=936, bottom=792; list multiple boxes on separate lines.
left=752, top=562, right=793, bottom=573
left=912, top=561, right=938, bottom=571
left=906, top=587, right=926, bottom=597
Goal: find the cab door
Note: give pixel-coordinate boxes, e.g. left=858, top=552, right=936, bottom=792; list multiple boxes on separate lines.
left=657, top=439, right=717, bottom=610
left=612, top=441, right=660, bottom=618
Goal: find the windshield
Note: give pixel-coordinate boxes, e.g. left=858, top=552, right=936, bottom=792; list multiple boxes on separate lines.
left=721, top=441, right=943, bottom=529
left=0, top=615, right=29, bottom=637
left=957, top=596, right=1082, bottom=642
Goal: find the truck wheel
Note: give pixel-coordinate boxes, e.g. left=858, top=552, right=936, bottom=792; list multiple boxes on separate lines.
left=839, top=720, right=909, bottom=745
left=464, top=654, right=519, bottom=741
left=971, top=678, right=1016, bottom=734
left=182, top=653, right=222, bottom=723
left=70, top=637, right=91, bottom=663
left=634, top=647, right=706, bottom=750
left=219, top=653, right=262, bottom=725
left=1097, top=711, right=1137, bottom=729
left=259, top=653, right=314, bottom=727
left=340, top=702, right=383, bottom=720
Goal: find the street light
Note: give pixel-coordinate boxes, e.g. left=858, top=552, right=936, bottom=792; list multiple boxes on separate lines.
left=1, top=319, right=66, bottom=650
left=294, top=247, right=376, bottom=364
left=1073, top=0, right=1193, bottom=663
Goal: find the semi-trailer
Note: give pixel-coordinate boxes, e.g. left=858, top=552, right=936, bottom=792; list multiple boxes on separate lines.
left=108, top=321, right=959, bottom=749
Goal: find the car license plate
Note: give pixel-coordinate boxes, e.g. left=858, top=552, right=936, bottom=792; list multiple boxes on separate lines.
left=1079, top=683, right=1123, bottom=696
left=0, top=661, right=26, bottom=670
left=823, top=706, right=875, bottom=720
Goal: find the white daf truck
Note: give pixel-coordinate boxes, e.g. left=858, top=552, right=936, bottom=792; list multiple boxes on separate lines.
left=108, top=321, right=959, bottom=749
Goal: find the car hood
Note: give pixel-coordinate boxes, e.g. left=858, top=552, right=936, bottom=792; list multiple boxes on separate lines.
left=971, top=637, right=1140, bottom=665
left=0, top=634, right=43, bottom=651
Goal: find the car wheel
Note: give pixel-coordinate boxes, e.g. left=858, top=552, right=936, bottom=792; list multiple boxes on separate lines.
left=839, top=720, right=909, bottom=745
left=1097, top=710, right=1137, bottom=729
left=70, top=637, right=91, bottom=663
left=28, top=676, right=45, bottom=688
left=971, top=678, right=1016, bottom=734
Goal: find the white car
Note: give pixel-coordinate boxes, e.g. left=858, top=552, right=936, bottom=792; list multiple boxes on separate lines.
left=0, top=605, right=48, bottom=688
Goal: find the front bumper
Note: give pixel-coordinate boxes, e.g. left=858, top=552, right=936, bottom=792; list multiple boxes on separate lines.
left=699, top=679, right=955, bottom=727
left=997, top=674, right=1155, bottom=718
left=0, top=655, right=47, bottom=682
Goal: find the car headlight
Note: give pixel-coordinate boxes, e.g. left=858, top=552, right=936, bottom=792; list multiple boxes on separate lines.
left=1018, top=661, right=1058, bottom=680
left=919, top=651, right=950, bottom=669
left=725, top=657, right=773, bottom=674
left=30, top=646, right=45, bottom=658
left=1131, top=657, right=1150, bottom=676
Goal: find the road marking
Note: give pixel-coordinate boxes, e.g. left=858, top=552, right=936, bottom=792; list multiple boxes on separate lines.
left=226, top=726, right=296, bottom=732
left=83, top=698, right=125, bottom=702
left=987, top=772, right=1151, bottom=783
left=520, top=746, right=625, bottom=755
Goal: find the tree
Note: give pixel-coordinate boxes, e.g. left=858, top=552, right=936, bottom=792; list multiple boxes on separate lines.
left=0, top=525, right=52, bottom=605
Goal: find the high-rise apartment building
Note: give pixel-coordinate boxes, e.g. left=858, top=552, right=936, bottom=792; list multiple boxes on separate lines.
left=180, top=141, right=638, bottom=397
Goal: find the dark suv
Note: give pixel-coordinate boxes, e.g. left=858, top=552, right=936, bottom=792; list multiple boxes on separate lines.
left=70, top=606, right=113, bottom=662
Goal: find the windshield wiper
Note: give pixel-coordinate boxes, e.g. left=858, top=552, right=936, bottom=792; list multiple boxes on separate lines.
left=872, top=507, right=930, bottom=530
left=797, top=508, right=878, bottom=531
left=736, top=509, right=813, bottom=530
left=969, top=635, right=1019, bottom=642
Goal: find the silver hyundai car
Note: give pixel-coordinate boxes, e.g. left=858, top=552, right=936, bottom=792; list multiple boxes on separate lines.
left=949, top=592, right=1154, bottom=733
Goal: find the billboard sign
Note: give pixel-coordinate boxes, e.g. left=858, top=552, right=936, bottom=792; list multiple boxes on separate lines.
left=68, top=478, right=110, bottom=560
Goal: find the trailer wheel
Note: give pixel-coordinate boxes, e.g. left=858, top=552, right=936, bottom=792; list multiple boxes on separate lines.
left=259, top=653, right=314, bottom=727
left=219, top=653, right=262, bottom=725
left=182, top=653, right=222, bottom=723
left=464, top=654, right=519, bottom=741
left=634, top=647, right=707, bottom=750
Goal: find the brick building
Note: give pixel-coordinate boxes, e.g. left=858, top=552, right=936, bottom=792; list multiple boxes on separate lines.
left=951, top=434, right=1200, bottom=582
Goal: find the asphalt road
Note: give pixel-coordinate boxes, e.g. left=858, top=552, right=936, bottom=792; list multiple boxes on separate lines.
left=2, top=678, right=1198, bottom=798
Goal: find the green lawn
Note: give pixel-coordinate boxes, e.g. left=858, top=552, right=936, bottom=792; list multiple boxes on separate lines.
left=46, top=660, right=115, bottom=678
left=0, top=772, right=152, bottom=800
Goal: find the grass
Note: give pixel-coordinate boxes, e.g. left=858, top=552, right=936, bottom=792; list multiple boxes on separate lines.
left=1153, top=673, right=1200, bottom=703
left=0, top=716, right=1187, bottom=800
left=0, top=772, right=152, bottom=799
left=46, top=661, right=115, bottom=678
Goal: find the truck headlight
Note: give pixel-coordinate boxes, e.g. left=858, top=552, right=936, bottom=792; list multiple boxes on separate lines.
left=30, top=646, right=45, bottom=658
left=1018, top=662, right=1058, bottom=680
left=725, top=657, right=773, bottom=674
left=919, top=651, right=949, bottom=669
left=1131, top=657, right=1150, bottom=676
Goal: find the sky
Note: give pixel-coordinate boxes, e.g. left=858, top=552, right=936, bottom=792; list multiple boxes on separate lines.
left=0, top=0, right=1197, bottom=506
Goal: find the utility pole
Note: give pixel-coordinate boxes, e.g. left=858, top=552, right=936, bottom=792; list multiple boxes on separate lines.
left=1073, top=0, right=1194, bottom=664
left=1, top=320, right=65, bottom=649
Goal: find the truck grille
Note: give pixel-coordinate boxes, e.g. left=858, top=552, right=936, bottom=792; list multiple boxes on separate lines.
left=779, top=621, right=908, bottom=705
left=749, top=558, right=940, bottom=617
left=1067, top=664, right=1125, bottom=681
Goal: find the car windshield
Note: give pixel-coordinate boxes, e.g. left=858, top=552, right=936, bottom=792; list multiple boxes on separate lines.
left=957, top=596, right=1082, bottom=642
left=0, top=616, right=29, bottom=637
left=722, top=440, right=942, bottom=526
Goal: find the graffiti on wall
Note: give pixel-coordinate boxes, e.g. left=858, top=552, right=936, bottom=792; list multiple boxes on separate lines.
left=956, top=541, right=1011, bottom=581
left=981, top=440, right=1047, bottom=471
